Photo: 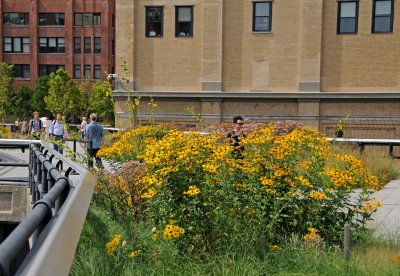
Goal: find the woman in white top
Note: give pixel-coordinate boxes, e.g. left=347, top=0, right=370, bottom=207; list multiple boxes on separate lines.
left=80, top=117, right=88, bottom=140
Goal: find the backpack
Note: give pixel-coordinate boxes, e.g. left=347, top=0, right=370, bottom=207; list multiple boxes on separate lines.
left=30, top=119, right=42, bottom=129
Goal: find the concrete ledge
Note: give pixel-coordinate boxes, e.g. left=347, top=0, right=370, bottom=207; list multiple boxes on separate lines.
left=0, top=184, right=28, bottom=222
left=112, top=90, right=400, bottom=99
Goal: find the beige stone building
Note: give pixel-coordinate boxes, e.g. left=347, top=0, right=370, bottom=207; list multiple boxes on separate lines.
left=113, top=0, right=400, bottom=139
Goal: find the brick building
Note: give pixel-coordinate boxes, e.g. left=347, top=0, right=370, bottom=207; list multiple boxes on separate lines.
left=0, top=0, right=115, bottom=88
left=114, top=0, right=400, bottom=138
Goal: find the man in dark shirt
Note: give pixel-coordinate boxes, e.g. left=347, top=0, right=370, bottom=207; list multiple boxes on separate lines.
left=227, top=116, right=246, bottom=158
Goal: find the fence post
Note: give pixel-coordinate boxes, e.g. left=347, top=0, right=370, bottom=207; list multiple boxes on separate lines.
left=344, top=223, right=350, bottom=262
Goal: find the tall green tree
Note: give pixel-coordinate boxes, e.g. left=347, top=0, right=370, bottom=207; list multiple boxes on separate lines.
left=89, top=80, right=115, bottom=124
left=32, top=76, right=51, bottom=117
left=12, top=86, right=33, bottom=118
left=0, top=63, right=14, bottom=121
left=44, top=69, right=84, bottom=119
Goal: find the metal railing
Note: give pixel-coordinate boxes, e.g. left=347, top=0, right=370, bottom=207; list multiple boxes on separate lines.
left=0, top=139, right=96, bottom=276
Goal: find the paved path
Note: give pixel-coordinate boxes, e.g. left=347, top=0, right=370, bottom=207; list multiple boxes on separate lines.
left=368, top=180, right=400, bottom=239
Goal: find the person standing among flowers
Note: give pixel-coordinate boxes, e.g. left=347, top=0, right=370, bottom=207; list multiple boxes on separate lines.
left=80, top=116, right=88, bottom=140
left=227, top=115, right=246, bottom=158
left=84, top=113, right=105, bottom=168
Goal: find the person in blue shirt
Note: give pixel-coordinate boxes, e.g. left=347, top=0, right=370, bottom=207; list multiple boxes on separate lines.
left=49, top=113, right=68, bottom=154
left=84, top=113, right=105, bottom=168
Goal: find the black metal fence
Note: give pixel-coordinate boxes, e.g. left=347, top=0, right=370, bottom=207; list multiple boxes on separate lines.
left=0, top=140, right=96, bottom=276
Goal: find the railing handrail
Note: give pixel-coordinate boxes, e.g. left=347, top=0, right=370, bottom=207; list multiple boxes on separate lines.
left=0, top=139, right=96, bottom=276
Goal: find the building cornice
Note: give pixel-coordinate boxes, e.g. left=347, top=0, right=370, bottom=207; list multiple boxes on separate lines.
left=111, top=90, right=400, bottom=100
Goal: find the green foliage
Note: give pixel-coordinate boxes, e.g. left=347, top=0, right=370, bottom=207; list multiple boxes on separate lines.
left=44, top=69, right=86, bottom=118
left=71, top=201, right=400, bottom=275
left=12, top=86, right=33, bottom=118
left=32, top=76, right=51, bottom=117
left=0, top=62, right=14, bottom=121
left=89, top=80, right=115, bottom=124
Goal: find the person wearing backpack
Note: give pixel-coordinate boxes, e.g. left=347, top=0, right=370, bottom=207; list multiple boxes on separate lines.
left=28, top=111, right=43, bottom=139
left=49, top=113, right=68, bottom=154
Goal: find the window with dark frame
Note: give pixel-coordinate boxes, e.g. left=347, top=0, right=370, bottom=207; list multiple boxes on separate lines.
left=84, top=37, right=91, bottom=53
left=253, top=1, right=272, bottom=32
left=74, top=37, right=81, bottom=53
left=373, top=0, right=394, bottom=33
left=146, top=7, right=163, bottom=37
left=94, top=65, right=101, bottom=79
left=112, top=39, right=115, bottom=55
left=338, top=1, right=358, bottom=34
left=176, top=6, right=193, bottom=37
left=4, top=37, right=30, bottom=53
left=94, top=37, right=101, bottom=53
left=39, top=37, right=65, bottom=53
left=39, top=13, right=65, bottom=26
left=74, top=13, right=101, bottom=26
left=84, top=65, right=91, bottom=79
left=14, top=64, right=30, bottom=79
left=74, top=65, right=81, bottom=79
left=3, top=13, right=29, bottom=25
left=39, top=64, right=65, bottom=76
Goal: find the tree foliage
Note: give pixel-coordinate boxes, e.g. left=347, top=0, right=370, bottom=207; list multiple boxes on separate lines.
left=44, top=69, right=85, bottom=119
left=32, top=76, right=51, bottom=117
left=0, top=62, right=14, bottom=121
left=89, top=80, right=115, bottom=124
left=12, top=86, right=33, bottom=118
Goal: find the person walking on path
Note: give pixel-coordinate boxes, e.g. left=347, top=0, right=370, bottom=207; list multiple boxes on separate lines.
left=80, top=116, right=88, bottom=140
left=28, top=111, right=43, bottom=139
left=227, top=116, right=246, bottom=159
left=49, top=113, right=68, bottom=154
left=21, top=118, right=28, bottom=135
left=14, top=118, right=20, bottom=133
left=84, top=113, right=105, bottom=168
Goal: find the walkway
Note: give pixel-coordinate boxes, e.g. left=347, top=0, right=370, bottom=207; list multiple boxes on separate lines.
left=368, top=180, right=400, bottom=239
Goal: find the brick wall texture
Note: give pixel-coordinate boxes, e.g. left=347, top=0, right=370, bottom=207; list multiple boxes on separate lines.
left=114, top=0, right=400, bottom=138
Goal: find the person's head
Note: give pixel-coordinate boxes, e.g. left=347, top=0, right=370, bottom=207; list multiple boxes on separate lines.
left=55, top=113, right=62, bottom=121
left=90, top=113, right=98, bottom=122
left=33, top=111, right=39, bottom=119
left=82, top=117, right=87, bottom=122
left=233, top=115, right=244, bottom=126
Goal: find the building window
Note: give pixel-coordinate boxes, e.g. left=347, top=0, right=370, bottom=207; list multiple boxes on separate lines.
left=14, top=64, right=30, bottom=79
left=146, top=7, right=163, bottom=37
left=84, top=37, right=91, bottom=53
left=39, top=64, right=65, bottom=76
left=338, top=1, right=358, bottom=34
left=4, top=37, right=30, bottom=53
left=373, top=0, right=394, bottom=33
left=74, top=37, right=81, bottom=53
left=74, top=65, right=81, bottom=79
left=175, top=6, right=193, bottom=37
left=39, top=37, right=65, bottom=53
left=74, top=13, right=101, bottom=26
left=94, top=37, right=101, bottom=53
left=112, top=14, right=115, bottom=27
left=39, top=13, right=65, bottom=26
left=84, top=65, right=91, bottom=79
left=253, top=2, right=272, bottom=32
left=3, top=13, right=29, bottom=25
left=94, top=65, right=101, bottom=79
left=112, top=39, right=115, bottom=55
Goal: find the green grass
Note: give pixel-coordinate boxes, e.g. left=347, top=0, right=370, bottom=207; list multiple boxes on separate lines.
left=71, top=202, right=400, bottom=276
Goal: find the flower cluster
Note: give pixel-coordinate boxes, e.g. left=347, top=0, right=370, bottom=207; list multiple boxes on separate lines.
left=106, top=234, right=122, bottom=255
left=163, top=224, right=185, bottom=240
left=0, top=125, right=9, bottom=138
left=309, top=191, right=328, bottom=200
left=183, top=185, right=201, bottom=197
left=303, top=228, right=320, bottom=241
left=363, top=197, right=382, bottom=212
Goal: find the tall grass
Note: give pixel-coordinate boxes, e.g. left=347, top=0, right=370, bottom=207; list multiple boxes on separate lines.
left=71, top=202, right=400, bottom=276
